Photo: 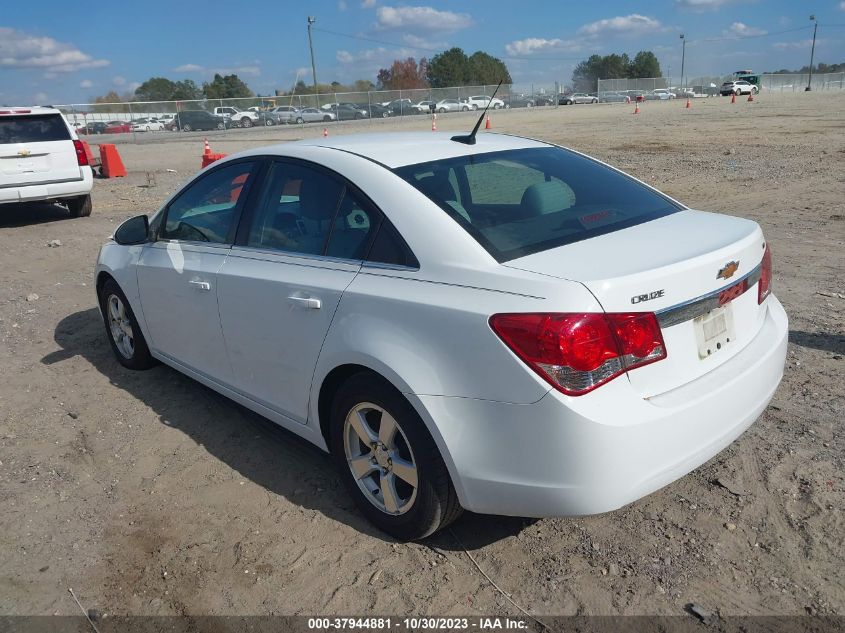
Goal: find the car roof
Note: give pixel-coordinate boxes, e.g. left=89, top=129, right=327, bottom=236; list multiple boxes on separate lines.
left=0, top=106, right=63, bottom=116
left=238, top=132, right=552, bottom=169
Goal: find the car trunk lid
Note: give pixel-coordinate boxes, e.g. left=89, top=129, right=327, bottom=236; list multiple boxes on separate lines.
left=504, top=210, right=769, bottom=397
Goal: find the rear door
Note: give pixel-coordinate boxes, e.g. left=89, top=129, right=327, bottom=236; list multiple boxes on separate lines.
left=217, top=159, right=382, bottom=423
left=0, top=112, right=80, bottom=190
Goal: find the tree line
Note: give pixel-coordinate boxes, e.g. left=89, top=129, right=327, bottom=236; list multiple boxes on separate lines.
left=571, top=52, right=662, bottom=92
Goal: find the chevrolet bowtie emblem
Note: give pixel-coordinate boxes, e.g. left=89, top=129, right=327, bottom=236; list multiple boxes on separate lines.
left=717, top=260, right=740, bottom=280
left=17, top=149, right=31, bottom=157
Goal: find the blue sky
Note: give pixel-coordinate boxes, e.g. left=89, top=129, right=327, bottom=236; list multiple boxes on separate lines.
left=2, top=0, right=844, bottom=104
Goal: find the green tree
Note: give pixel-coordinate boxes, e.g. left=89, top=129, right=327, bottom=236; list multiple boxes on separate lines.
left=134, top=77, right=202, bottom=102
left=427, top=47, right=470, bottom=87
left=467, top=51, right=512, bottom=85
left=203, top=73, right=253, bottom=99
left=629, top=51, right=662, bottom=78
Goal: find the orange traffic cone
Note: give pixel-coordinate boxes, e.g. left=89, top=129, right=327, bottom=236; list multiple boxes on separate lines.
left=322, top=127, right=328, bottom=137
left=203, top=137, right=211, bottom=155
left=431, top=114, right=437, bottom=131
left=633, top=102, right=640, bottom=114
left=731, top=93, right=736, bottom=104
left=685, top=97, right=691, bottom=109
left=99, top=144, right=126, bottom=178
left=485, top=115, right=491, bottom=129
left=747, top=93, right=754, bottom=102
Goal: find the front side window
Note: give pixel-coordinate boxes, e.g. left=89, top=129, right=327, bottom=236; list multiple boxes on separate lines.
left=161, top=161, right=255, bottom=244
left=395, top=147, right=681, bottom=262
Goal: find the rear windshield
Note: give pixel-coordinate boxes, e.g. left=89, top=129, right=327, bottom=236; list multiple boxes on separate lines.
left=0, top=114, right=71, bottom=144
left=394, top=146, right=681, bottom=262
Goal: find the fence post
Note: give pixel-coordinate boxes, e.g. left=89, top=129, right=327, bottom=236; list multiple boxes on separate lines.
left=368, top=91, right=372, bottom=125
left=128, top=101, right=137, bottom=144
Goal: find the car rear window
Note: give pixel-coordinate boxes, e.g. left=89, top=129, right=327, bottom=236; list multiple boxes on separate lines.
left=394, top=146, right=681, bottom=262
left=0, top=114, right=71, bottom=144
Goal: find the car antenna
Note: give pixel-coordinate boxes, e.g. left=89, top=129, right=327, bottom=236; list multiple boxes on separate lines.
left=451, top=80, right=503, bottom=146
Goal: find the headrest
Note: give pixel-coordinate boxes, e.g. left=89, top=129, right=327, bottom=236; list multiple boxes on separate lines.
left=417, top=171, right=457, bottom=202
left=299, top=175, right=343, bottom=221
left=520, top=180, right=576, bottom=216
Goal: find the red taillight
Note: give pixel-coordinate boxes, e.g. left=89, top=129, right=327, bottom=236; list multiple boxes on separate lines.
left=73, top=139, right=89, bottom=167
left=490, top=312, right=667, bottom=396
left=758, top=244, right=772, bottom=304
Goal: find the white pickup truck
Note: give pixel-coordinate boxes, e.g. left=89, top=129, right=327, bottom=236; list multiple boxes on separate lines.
left=212, top=106, right=258, bottom=128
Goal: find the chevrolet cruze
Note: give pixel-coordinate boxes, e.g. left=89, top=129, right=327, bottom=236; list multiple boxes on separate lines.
left=95, top=131, right=788, bottom=540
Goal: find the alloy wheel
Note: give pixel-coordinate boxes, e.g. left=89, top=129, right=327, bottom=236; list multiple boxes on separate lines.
left=343, top=402, right=418, bottom=515
left=107, top=294, right=134, bottom=359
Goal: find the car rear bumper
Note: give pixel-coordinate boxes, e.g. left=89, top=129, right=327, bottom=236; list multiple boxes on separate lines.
left=0, top=168, right=93, bottom=205
left=412, top=295, right=788, bottom=517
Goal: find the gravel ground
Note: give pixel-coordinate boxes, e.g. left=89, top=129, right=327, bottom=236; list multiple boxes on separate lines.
left=0, top=92, right=843, bottom=619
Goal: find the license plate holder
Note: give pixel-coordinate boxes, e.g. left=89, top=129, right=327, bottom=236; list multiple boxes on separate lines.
left=694, top=305, right=735, bottom=359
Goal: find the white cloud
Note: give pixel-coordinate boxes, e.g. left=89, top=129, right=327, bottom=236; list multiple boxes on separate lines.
left=578, top=14, right=665, bottom=37
left=724, top=22, right=767, bottom=37
left=79, top=79, right=93, bottom=88
left=504, top=38, right=583, bottom=57
left=361, top=0, right=376, bottom=6
left=173, top=63, right=204, bottom=72
left=33, top=92, right=49, bottom=103
left=112, top=75, right=126, bottom=86
left=839, top=1, right=845, bottom=9
left=0, top=27, right=109, bottom=72
left=338, top=0, right=347, bottom=10
left=675, top=0, right=742, bottom=10
left=374, top=6, right=473, bottom=33
left=400, top=33, right=447, bottom=49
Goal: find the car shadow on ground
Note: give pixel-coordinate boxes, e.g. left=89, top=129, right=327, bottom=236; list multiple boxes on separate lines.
left=43, top=308, right=529, bottom=546
left=0, top=202, right=73, bottom=227
left=789, top=330, right=845, bottom=355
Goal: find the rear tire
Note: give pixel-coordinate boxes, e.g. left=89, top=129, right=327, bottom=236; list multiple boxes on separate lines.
left=241, top=117, right=253, bottom=128
left=66, top=194, right=92, bottom=218
left=182, top=123, right=192, bottom=132
left=98, top=279, right=155, bottom=370
left=330, top=372, right=462, bottom=540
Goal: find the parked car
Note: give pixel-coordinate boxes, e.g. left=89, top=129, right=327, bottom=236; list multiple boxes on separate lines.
left=645, top=89, right=676, bottom=101
left=720, top=80, right=759, bottom=96
left=364, top=103, right=391, bottom=118
left=0, top=106, right=93, bottom=217
left=333, top=104, right=369, bottom=120
left=212, top=106, right=258, bottom=128
left=384, top=99, right=416, bottom=116
left=297, top=107, right=335, bottom=123
left=506, top=94, right=535, bottom=108
left=412, top=101, right=436, bottom=114
left=435, top=99, right=469, bottom=113
left=269, top=106, right=300, bottom=124
left=95, top=131, right=787, bottom=540
left=256, top=111, right=286, bottom=126
left=463, top=95, right=505, bottom=110
left=533, top=95, right=556, bottom=106
left=559, top=93, right=598, bottom=105
left=81, top=121, right=107, bottom=134
left=104, top=120, right=132, bottom=134
left=131, top=118, right=165, bottom=132
left=599, top=92, right=631, bottom=103
left=172, top=110, right=229, bottom=132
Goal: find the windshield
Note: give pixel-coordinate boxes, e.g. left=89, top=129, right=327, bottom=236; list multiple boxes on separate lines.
left=0, top=114, right=71, bottom=144
left=394, top=146, right=681, bottom=262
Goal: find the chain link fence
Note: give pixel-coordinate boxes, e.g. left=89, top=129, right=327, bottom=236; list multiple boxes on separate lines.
left=760, top=73, right=845, bottom=92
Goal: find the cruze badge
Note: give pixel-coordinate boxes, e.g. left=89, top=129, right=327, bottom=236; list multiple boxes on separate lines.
left=17, top=149, right=31, bottom=157
left=717, top=260, right=740, bottom=280
left=631, top=289, right=665, bottom=304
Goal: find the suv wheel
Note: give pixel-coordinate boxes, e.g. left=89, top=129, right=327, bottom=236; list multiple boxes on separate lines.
left=66, top=195, right=92, bottom=218
left=264, top=118, right=274, bottom=126
left=331, top=373, right=463, bottom=540
left=182, top=123, right=192, bottom=132
left=241, top=117, right=253, bottom=128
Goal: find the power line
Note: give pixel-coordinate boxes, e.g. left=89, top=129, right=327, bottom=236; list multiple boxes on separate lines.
left=691, top=24, right=812, bottom=43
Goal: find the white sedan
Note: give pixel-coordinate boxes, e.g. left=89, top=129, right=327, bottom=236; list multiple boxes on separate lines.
left=95, top=131, right=788, bottom=540
left=130, top=118, right=165, bottom=132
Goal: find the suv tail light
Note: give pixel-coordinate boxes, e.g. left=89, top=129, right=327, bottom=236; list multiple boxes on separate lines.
left=758, top=244, right=772, bottom=304
left=490, top=312, right=667, bottom=396
left=73, top=139, right=89, bottom=167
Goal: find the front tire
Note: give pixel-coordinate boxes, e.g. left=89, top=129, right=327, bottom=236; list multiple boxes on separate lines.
left=241, top=117, right=253, bottom=128
left=330, top=373, right=462, bottom=540
left=66, top=194, right=92, bottom=218
left=182, top=123, right=192, bottom=132
left=98, top=279, right=155, bottom=370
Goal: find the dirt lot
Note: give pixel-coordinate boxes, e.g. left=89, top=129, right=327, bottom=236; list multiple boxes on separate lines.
left=1, top=93, right=843, bottom=619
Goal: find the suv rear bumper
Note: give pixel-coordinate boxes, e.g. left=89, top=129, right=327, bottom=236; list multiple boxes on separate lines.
left=412, top=296, right=788, bottom=518
left=0, top=168, right=93, bottom=205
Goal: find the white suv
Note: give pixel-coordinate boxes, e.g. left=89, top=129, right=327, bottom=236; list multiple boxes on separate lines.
left=464, top=95, right=505, bottom=110
left=1, top=107, right=93, bottom=217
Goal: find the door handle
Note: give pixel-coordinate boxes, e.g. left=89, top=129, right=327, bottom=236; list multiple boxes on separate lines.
left=288, top=295, right=321, bottom=309
left=189, top=280, right=212, bottom=291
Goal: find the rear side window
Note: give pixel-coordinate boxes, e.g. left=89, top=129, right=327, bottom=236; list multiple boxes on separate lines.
left=395, top=147, right=681, bottom=262
left=0, top=114, right=71, bottom=144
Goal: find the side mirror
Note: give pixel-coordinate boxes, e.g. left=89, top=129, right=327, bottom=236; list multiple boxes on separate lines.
left=114, top=214, right=150, bottom=245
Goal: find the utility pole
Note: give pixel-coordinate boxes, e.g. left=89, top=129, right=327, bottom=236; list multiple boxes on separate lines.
left=307, top=16, right=318, bottom=101
left=679, top=34, right=686, bottom=88
left=806, top=15, right=818, bottom=91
